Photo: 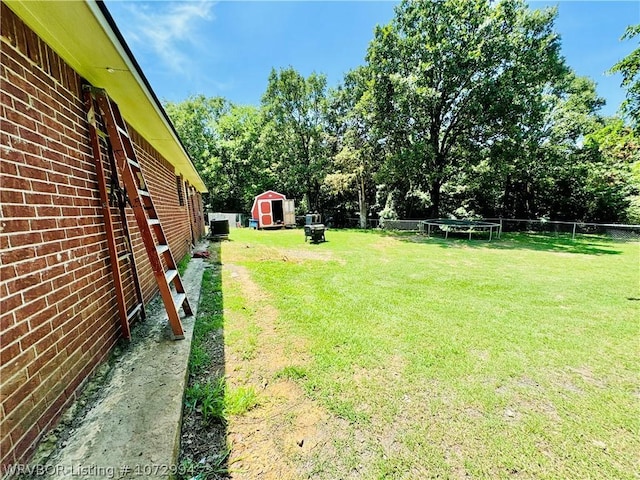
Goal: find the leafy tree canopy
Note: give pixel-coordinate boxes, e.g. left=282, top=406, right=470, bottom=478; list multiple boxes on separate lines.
left=261, top=67, right=330, bottom=211
left=366, top=0, right=567, bottom=216
left=163, top=3, right=638, bottom=226
left=610, top=24, right=640, bottom=131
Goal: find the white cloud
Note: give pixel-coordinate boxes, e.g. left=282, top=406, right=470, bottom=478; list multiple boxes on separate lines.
left=124, top=1, right=215, bottom=72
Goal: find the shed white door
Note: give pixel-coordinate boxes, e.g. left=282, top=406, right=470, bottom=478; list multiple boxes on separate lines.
left=284, top=199, right=295, bottom=226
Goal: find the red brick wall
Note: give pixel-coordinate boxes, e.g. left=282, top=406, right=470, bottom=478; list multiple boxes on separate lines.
left=195, top=191, right=205, bottom=239
left=186, top=182, right=205, bottom=245
left=0, top=4, right=199, bottom=471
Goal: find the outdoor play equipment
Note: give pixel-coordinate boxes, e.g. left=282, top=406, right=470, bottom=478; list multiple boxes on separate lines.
left=419, top=219, right=501, bottom=241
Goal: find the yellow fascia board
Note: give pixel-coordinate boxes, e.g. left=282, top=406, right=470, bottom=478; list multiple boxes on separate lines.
left=5, top=0, right=207, bottom=193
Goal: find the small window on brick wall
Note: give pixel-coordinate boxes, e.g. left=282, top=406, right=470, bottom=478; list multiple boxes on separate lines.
left=176, top=175, right=185, bottom=206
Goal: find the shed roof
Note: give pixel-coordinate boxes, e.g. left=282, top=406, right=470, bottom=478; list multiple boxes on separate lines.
left=5, top=0, right=207, bottom=193
left=255, top=190, right=287, bottom=199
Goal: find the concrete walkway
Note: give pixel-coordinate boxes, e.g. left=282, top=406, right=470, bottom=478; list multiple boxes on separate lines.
left=38, top=245, right=207, bottom=479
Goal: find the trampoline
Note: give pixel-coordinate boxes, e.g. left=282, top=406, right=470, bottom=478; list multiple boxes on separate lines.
left=419, top=219, right=501, bottom=241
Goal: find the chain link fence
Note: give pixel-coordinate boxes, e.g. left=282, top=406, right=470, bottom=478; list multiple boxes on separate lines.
left=486, top=218, right=640, bottom=241
left=377, top=217, right=640, bottom=241
left=378, top=219, right=421, bottom=231
left=343, top=218, right=381, bottom=229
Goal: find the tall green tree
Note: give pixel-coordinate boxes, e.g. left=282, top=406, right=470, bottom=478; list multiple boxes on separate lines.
left=580, top=118, right=640, bottom=222
left=610, top=24, right=640, bottom=131
left=325, top=66, right=382, bottom=227
left=261, top=67, right=330, bottom=211
left=366, top=0, right=567, bottom=217
left=494, top=74, right=605, bottom=219
left=214, top=104, right=271, bottom=211
left=164, top=95, right=229, bottom=208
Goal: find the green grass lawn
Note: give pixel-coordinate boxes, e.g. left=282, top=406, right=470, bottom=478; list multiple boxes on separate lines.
left=220, top=228, right=639, bottom=479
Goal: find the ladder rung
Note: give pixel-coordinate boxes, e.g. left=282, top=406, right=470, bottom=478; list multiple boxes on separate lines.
left=128, top=158, right=141, bottom=169
left=156, top=244, right=169, bottom=255
left=173, top=292, right=186, bottom=310
left=148, top=218, right=161, bottom=226
left=118, top=252, right=131, bottom=261
left=117, top=125, right=129, bottom=137
left=127, top=303, right=143, bottom=321
left=165, top=269, right=178, bottom=284
left=138, top=189, right=151, bottom=197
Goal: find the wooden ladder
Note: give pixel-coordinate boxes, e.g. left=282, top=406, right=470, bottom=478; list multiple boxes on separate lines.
left=84, top=86, right=192, bottom=339
left=83, top=87, right=145, bottom=339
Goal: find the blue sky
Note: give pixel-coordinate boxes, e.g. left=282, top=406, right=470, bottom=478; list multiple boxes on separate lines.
left=104, top=1, right=639, bottom=117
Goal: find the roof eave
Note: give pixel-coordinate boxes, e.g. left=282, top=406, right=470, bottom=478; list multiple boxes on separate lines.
left=4, top=0, right=208, bottom=193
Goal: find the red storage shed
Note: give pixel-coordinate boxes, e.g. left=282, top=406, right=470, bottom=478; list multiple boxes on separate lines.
left=250, top=190, right=296, bottom=229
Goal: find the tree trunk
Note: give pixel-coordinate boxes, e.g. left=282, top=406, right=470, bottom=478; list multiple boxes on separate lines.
left=429, top=144, right=445, bottom=218
left=302, top=192, right=310, bottom=213
left=503, top=175, right=512, bottom=217
left=430, top=180, right=441, bottom=218
left=357, top=175, right=367, bottom=229
left=525, top=181, right=535, bottom=218
left=305, top=173, right=315, bottom=212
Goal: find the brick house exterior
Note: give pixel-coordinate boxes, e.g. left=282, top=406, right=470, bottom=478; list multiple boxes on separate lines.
left=0, top=1, right=207, bottom=471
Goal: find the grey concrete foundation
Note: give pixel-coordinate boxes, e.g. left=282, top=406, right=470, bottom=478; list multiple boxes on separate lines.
left=34, top=244, right=207, bottom=479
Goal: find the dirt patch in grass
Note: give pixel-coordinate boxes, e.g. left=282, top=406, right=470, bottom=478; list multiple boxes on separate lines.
left=223, top=264, right=330, bottom=479
left=280, top=249, right=338, bottom=264
left=372, top=235, right=401, bottom=249
left=179, top=247, right=359, bottom=479
left=223, top=244, right=338, bottom=265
